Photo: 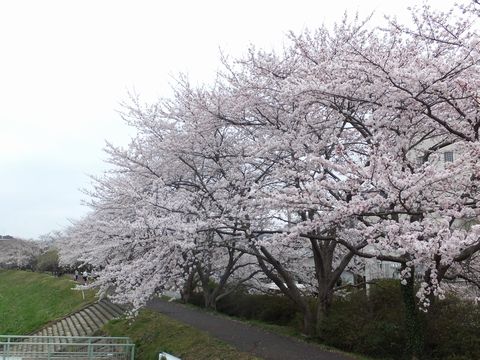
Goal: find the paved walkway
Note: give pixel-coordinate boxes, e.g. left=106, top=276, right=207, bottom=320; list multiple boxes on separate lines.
left=147, top=299, right=354, bottom=360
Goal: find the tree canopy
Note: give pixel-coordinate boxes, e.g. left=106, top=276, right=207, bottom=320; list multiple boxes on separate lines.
left=57, top=1, right=480, bottom=346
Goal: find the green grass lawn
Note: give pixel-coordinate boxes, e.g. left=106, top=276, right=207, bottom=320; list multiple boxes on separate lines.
left=103, top=309, right=260, bottom=360
left=0, top=270, right=95, bottom=334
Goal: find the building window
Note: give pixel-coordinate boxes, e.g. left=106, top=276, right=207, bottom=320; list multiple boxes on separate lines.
left=444, top=151, right=454, bottom=163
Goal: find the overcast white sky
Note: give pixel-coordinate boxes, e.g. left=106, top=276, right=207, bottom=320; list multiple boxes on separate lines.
left=0, top=0, right=452, bottom=239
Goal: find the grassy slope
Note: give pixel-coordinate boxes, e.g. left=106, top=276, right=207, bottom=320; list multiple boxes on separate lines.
left=0, top=270, right=95, bottom=334
left=104, top=309, right=259, bottom=360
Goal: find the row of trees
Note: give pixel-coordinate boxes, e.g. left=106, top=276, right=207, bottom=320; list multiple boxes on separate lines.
left=57, top=2, right=480, bottom=358
left=0, top=236, right=63, bottom=274
left=0, top=237, right=43, bottom=269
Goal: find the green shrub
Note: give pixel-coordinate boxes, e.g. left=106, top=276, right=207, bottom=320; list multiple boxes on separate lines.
left=425, top=295, right=480, bottom=360
left=188, top=280, right=480, bottom=360
left=322, top=280, right=480, bottom=360
left=320, top=280, right=406, bottom=359
left=187, top=290, right=299, bottom=326
left=216, top=292, right=298, bottom=325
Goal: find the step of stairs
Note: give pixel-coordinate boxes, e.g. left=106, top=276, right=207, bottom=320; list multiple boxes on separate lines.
left=9, top=300, right=126, bottom=356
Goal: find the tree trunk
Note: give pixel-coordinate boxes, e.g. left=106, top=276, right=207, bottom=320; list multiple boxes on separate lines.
left=200, top=279, right=217, bottom=310
left=203, top=291, right=217, bottom=310
left=315, top=287, right=333, bottom=336
left=254, top=246, right=316, bottom=336
left=401, top=266, right=424, bottom=360
left=302, top=306, right=316, bottom=337
left=180, top=270, right=196, bottom=303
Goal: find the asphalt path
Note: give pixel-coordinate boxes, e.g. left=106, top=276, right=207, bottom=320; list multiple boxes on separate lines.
left=147, top=298, right=354, bottom=360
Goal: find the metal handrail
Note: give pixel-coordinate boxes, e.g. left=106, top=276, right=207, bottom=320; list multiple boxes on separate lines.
left=0, top=335, right=135, bottom=360
left=1, top=342, right=132, bottom=346
left=0, top=335, right=132, bottom=340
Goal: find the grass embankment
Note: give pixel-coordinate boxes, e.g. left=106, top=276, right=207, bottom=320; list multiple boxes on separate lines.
left=0, top=270, right=95, bottom=334
left=103, top=309, right=259, bottom=360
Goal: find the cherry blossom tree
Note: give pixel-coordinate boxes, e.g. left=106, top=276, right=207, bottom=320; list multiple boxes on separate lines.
left=0, top=237, right=42, bottom=270
left=57, top=2, right=480, bottom=355
left=277, top=1, right=480, bottom=355
left=59, top=89, right=263, bottom=309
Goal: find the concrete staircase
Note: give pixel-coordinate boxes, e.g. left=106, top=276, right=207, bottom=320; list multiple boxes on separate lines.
left=34, top=299, right=125, bottom=338
left=3, top=300, right=127, bottom=357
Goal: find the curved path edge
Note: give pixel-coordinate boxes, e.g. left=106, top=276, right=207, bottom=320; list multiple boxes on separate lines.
left=146, top=298, right=354, bottom=360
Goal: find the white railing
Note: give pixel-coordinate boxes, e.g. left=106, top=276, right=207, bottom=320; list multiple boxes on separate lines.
left=0, top=335, right=134, bottom=360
